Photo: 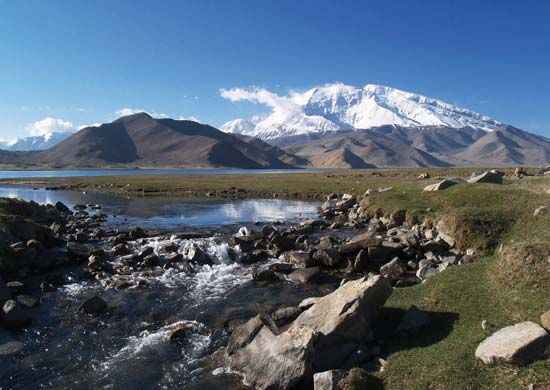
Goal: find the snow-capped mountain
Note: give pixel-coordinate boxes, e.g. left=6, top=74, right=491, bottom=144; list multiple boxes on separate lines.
left=1, top=132, right=73, bottom=151
left=221, top=83, right=503, bottom=140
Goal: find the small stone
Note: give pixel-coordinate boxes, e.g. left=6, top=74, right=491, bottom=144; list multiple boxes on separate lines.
left=268, top=263, right=294, bottom=274
left=165, top=321, right=194, bottom=342
left=353, top=249, right=369, bottom=272
left=6, top=281, right=24, bottom=296
left=16, top=294, right=39, bottom=308
left=2, top=300, right=32, bottom=329
left=313, top=248, right=341, bottom=267
left=285, top=251, right=315, bottom=268
left=313, top=369, right=348, bottom=390
left=0, top=341, right=24, bottom=356
left=252, top=270, right=281, bottom=283
left=78, top=296, right=107, bottom=315
left=534, top=206, right=548, bottom=218
left=541, top=311, right=550, bottom=331
left=288, top=267, right=320, bottom=284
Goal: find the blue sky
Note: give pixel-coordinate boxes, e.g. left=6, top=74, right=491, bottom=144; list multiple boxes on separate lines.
left=1, top=0, right=549, bottom=140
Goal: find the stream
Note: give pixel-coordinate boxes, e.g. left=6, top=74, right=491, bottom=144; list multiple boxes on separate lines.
left=0, top=186, right=334, bottom=389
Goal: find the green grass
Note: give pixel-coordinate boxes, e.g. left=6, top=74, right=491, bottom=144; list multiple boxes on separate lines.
left=365, top=177, right=550, bottom=389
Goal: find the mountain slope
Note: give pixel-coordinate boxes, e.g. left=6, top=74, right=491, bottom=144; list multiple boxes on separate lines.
left=457, top=125, right=550, bottom=166
left=221, top=83, right=503, bottom=140
left=29, top=113, right=296, bottom=168
left=280, top=124, right=550, bottom=168
left=285, top=127, right=452, bottom=168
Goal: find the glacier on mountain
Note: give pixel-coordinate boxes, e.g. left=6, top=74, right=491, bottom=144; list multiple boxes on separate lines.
left=220, top=83, right=503, bottom=139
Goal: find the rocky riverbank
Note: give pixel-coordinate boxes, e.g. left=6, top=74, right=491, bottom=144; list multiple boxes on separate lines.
left=2, top=178, right=550, bottom=389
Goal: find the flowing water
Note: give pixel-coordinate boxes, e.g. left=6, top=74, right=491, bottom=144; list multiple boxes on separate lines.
left=0, top=186, right=333, bottom=389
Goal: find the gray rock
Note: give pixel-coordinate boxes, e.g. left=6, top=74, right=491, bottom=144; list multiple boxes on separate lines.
left=165, top=321, right=194, bottom=342
left=2, top=300, right=32, bottom=329
left=379, top=257, right=405, bottom=280
left=268, top=263, right=294, bottom=274
left=467, top=171, right=503, bottom=185
left=6, top=281, right=24, bottom=296
left=228, top=275, right=392, bottom=389
left=416, top=264, right=439, bottom=280
left=288, top=267, right=320, bottom=284
left=298, top=297, right=319, bottom=311
left=253, top=270, right=281, bottom=283
left=353, top=249, right=369, bottom=272
left=395, top=305, right=431, bottom=335
left=16, top=294, right=39, bottom=308
left=423, top=179, right=459, bottom=192
left=227, top=315, right=264, bottom=355
left=313, top=248, right=342, bottom=267
left=367, top=243, right=402, bottom=265
left=271, top=307, right=302, bottom=326
left=339, top=233, right=382, bottom=254
left=313, top=369, right=348, bottom=390
left=475, top=321, right=549, bottom=365
left=185, top=244, right=213, bottom=265
left=285, top=251, right=315, bottom=268
left=0, top=340, right=24, bottom=356
left=78, top=296, right=107, bottom=315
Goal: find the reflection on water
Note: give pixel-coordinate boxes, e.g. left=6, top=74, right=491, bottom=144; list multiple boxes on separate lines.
left=0, top=186, right=319, bottom=229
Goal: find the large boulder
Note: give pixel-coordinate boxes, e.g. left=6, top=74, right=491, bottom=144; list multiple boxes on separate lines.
left=467, top=171, right=503, bottom=184
left=475, top=321, right=549, bottom=365
left=228, top=275, right=393, bottom=389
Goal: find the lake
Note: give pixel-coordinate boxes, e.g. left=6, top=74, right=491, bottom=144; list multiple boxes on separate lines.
left=0, top=168, right=327, bottom=180
left=0, top=185, right=320, bottom=230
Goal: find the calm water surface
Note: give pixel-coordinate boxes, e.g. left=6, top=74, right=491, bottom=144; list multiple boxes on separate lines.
left=0, top=185, right=319, bottom=230
left=0, top=168, right=326, bottom=180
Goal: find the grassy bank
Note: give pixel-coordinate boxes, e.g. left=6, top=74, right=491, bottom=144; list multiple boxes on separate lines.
left=365, top=177, right=550, bottom=389
left=1, top=167, right=540, bottom=199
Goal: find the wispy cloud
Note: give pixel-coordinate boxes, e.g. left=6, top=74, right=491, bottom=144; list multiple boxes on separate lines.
left=177, top=115, right=201, bottom=122
left=219, top=87, right=302, bottom=119
left=26, top=117, right=76, bottom=139
left=115, top=108, right=169, bottom=118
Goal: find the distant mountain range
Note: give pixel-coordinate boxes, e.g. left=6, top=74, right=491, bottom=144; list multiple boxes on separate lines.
left=221, top=83, right=503, bottom=139
left=1, top=83, right=548, bottom=169
left=0, top=113, right=295, bottom=168
left=0, top=132, right=72, bottom=151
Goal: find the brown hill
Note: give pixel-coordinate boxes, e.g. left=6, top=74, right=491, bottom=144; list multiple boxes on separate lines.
left=29, top=113, right=295, bottom=169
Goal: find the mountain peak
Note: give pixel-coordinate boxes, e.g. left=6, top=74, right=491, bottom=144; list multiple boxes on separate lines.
left=222, top=83, right=504, bottom=140
left=114, top=112, right=154, bottom=123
